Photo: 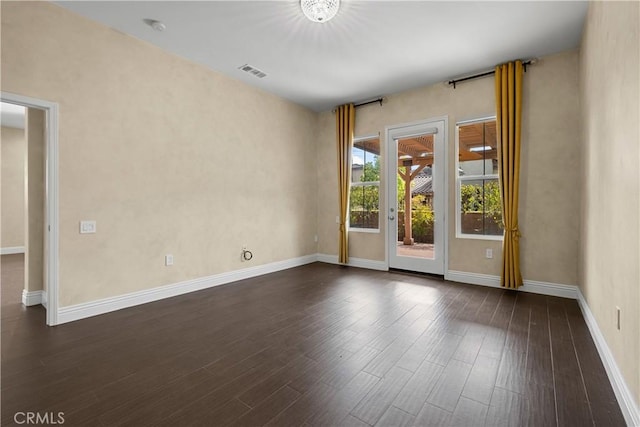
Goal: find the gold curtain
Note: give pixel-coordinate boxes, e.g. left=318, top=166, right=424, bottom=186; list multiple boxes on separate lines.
left=336, top=104, right=355, bottom=264
left=495, top=61, right=523, bottom=289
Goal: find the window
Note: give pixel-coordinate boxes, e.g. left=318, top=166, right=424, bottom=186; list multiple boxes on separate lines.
left=349, top=136, right=380, bottom=231
left=456, top=118, right=503, bottom=239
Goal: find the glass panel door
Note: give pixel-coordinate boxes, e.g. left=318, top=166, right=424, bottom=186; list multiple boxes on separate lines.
left=387, top=119, right=445, bottom=274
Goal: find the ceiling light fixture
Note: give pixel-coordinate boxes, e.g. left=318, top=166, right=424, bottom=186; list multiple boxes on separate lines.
left=300, top=0, right=340, bottom=23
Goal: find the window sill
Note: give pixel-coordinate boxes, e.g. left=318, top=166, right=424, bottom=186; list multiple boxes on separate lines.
left=349, top=228, right=380, bottom=234
left=456, top=233, right=503, bottom=241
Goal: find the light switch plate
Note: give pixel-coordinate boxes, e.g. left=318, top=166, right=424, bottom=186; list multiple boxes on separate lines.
left=80, top=220, right=96, bottom=234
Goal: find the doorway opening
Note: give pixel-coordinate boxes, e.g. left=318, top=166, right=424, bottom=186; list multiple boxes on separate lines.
left=1, top=93, right=59, bottom=326
left=1, top=103, right=28, bottom=318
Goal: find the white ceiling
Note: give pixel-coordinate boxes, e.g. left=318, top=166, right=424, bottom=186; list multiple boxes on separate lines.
left=55, top=1, right=588, bottom=112
left=1, top=102, right=26, bottom=129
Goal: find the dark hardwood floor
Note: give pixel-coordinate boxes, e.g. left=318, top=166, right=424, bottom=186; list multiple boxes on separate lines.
left=1, top=256, right=625, bottom=426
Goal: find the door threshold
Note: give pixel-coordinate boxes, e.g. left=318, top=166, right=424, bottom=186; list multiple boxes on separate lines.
left=388, top=268, right=444, bottom=281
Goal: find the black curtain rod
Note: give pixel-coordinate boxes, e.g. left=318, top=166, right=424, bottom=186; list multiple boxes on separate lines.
left=332, top=97, right=385, bottom=113
left=355, top=97, right=384, bottom=108
left=448, top=60, right=535, bottom=89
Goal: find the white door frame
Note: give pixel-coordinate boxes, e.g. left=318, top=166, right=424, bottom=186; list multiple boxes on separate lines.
left=2, top=91, right=59, bottom=326
left=384, top=116, right=448, bottom=275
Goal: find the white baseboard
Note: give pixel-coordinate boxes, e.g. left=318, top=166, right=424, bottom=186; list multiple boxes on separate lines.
left=22, top=289, right=44, bottom=306
left=1, top=246, right=25, bottom=255
left=317, top=253, right=388, bottom=271
left=445, top=270, right=578, bottom=299
left=577, top=289, right=640, bottom=427
left=56, top=254, right=318, bottom=325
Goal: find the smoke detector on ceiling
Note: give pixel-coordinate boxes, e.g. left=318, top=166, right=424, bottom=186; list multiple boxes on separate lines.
left=144, top=19, right=166, bottom=32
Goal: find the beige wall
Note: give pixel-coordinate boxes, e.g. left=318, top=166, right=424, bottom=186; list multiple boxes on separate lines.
left=580, top=1, right=640, bottom=408
left=318, top=52, right=581, bottom=286
left=1, top=126, right=26, bottom=249
left=25, top=108, right=46, bottom=293
left=1, top=2, right=318, bottom=306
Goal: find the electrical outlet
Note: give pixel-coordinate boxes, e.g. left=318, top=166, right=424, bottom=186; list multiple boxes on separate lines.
left=165, top=254, right=174, bottom=266
left=485, top=248, right=493, bottom=259
left=616, top=306, right=621, bottom=330
left=335, top=216, right=340, bottom=224
left=314, top=235, right=318, bottom=243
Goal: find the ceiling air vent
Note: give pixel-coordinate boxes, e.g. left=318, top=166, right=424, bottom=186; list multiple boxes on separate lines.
left=238, top=64, right=267, bottom=79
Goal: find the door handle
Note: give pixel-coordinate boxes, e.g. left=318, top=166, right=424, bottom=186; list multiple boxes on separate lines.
left=389, top=216, right=395, bottom=220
